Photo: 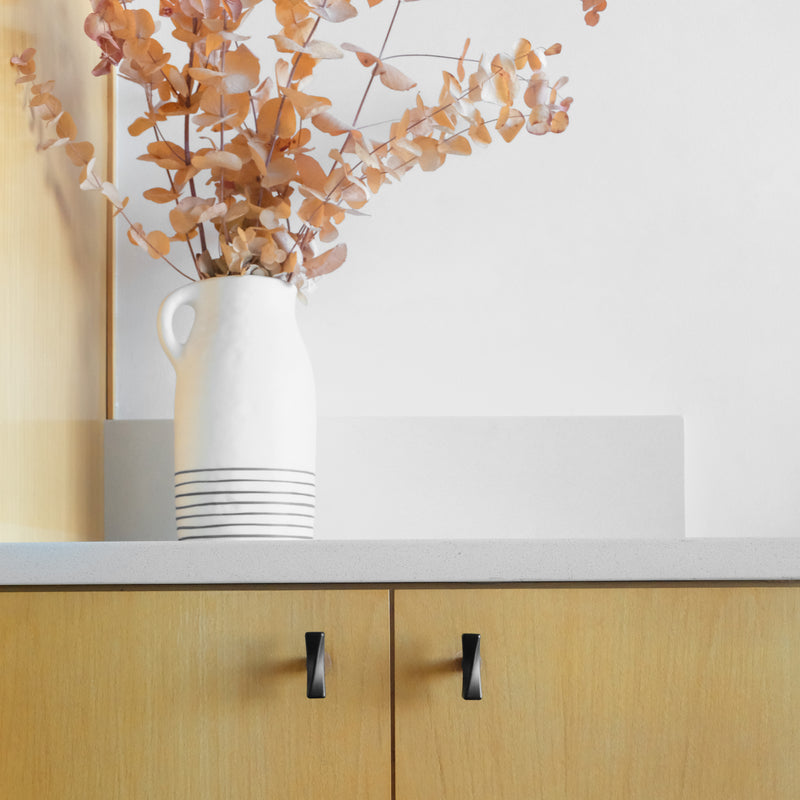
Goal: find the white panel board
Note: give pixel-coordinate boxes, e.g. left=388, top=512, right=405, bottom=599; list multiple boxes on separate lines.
left=105, top=417, right=684, bottom=541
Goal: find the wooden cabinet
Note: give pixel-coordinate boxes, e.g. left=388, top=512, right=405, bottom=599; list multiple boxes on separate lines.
left=394, top=585, right=800, bottom=799
left=2, top=584, right=799, bottom=799
left=0, top=589, right=391, bottom=799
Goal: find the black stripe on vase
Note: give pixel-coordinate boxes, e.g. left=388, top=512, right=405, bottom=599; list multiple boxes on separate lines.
left=175, top=467, right=316, bottom=477
left=174, top=477, right=316, bottom=489
left=176, top=500, right=315, bottom=511
left=177, top=522, right=315, bottom=532
left=176, top=509, right=315, bottom=519
left=175, top=488, right=315, bottom=498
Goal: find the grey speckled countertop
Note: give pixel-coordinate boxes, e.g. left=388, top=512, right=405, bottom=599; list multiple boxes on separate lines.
left=1, top=539, right=800, bottom=585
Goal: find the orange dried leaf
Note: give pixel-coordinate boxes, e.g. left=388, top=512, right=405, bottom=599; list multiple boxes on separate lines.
left=432, top=106, right=456, bottom=130
left=101, top=181, right=127, bottom=210
left=341, top=181, right=368, bottom=209
left=417, top=137, right=444, bottom=172
left=305, top=40, right=344, bottom=59
left=378, top=62, right=416, bottom=91
left=139, top=141, right=187, bottom=170
left=10, top=47, right=35, bottom=67
left=143, top=187, right=180, bottom=204
left=311, top=111, right=351, bottom=136
left=524, top=79, right=548, bottom=109
left=550, top=110, right=569, bottom=133
left=196, top=201, right=227, bottom=224
left=528, top=104, right=550, bottom=125
left=192, top=150, right=244, bottom=171
left=582, top=0, right=607, bottom=25
left=269, top=34, right=306, bottom=54
left=248, top=141, right=268, bottom=176
left=55, top=112, right=77, bottom=141
left=79, top=158, right=102, bottom=192
left=128, top=116, right=156, bottom=136
left=526, top=109, right=550, bottom=135
left=145, top=230, right=171, bottom=259
left=164, top=65, right=189, bottom=97
left=187, top=66, right=222, bottom=85
left=496, top=107, right=525, bottom=143
left=256, top=97, right=297, bottom=139
left=513, top=39, right=532, bottom=70
left=196, top=87, right=250, bottom=129
left=305, top=243, right=347, bottom=278
left=309, top=0, right=358, bottom=22
left=30, top=92, right=61, bottom=120
left=169, top=207, right=196, bottom=235
left=341, top=43, right=379, bottom=68
left=457, top=37, right=471, bottom=83
left=544, top=43, right=562, bottom=56
left=64, top=141, right=94, bottom=167
left=468, top=116, right=492, bottom=146
left=280, top=85, right=331, bottom=119
left=222, top=45, right=260, bottom=93
left=354, top=141, right=382, bottom=170
left=294, top=153, right=328, bottom=193
left=365, top=165, right=386, bottom=193
left=263, top=155, right=297, bottom=188
left=439, top=135, right=472, bottom=156
left=128, top=224, right=170, bottom=259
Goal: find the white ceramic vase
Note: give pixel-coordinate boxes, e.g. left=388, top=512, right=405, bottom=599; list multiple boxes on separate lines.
left=157, top=275, right=316, bottom=540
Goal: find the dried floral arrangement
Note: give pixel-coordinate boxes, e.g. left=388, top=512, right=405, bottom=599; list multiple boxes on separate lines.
left=11, top=0, right=607, bottom=288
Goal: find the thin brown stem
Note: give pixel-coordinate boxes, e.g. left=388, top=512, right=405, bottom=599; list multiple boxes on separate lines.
left=381, top=53, right=482, bottom=63
left=337, top=0, right=402, bottom=161
left=218, top=24, right=231, bottom=244
left=184, top=19, right=208, bottom=261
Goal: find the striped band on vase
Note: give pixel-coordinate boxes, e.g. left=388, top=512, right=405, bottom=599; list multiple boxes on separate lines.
left=174, top=467, right=315, bottom=539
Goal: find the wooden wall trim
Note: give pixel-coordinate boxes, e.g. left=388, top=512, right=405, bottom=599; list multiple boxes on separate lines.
left=1, top=4, right=109, bottom=541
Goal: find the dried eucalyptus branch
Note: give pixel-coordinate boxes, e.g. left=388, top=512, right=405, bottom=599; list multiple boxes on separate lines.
left=10, top=0, right=608, bottom=288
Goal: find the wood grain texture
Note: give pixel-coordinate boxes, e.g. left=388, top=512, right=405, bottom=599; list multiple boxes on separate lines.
left=394, top=586, right=800, bottom=800
left=0, top=589, right=391, bottom=799
left=1, top=3, right=109, bottom=540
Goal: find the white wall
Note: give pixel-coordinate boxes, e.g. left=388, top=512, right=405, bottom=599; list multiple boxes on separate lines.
left=113, top=0, right=800, bottom=538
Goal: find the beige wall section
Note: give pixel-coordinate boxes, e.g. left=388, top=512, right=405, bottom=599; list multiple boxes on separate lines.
left=1, top=3, right=109, bottom=541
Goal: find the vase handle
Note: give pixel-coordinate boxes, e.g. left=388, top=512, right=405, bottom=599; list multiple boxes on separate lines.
left=157, top=282, right=199, bottom=367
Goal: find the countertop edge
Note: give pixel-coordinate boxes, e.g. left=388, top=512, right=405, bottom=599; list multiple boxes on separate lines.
left=2, top=539, right=800, bottom=585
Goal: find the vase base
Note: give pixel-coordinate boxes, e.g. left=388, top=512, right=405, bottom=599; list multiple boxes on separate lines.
left=174, top=466, right=316, bottom=540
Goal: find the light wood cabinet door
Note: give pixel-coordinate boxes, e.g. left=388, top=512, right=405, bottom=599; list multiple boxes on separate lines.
left=0, top=589, right=391, bottom=800
left=394, top=585, right=800, bottom=799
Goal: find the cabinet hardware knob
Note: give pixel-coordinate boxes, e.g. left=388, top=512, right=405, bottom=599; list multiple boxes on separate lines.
left=305, top=632, right=326, bottom=699
left=462, top=633, right=482, bottom=700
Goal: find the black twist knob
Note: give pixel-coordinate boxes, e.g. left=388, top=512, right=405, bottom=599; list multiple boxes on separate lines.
left=305, top=631, right=326, bottom=699
left=462, top=633, right=482, bottom=700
